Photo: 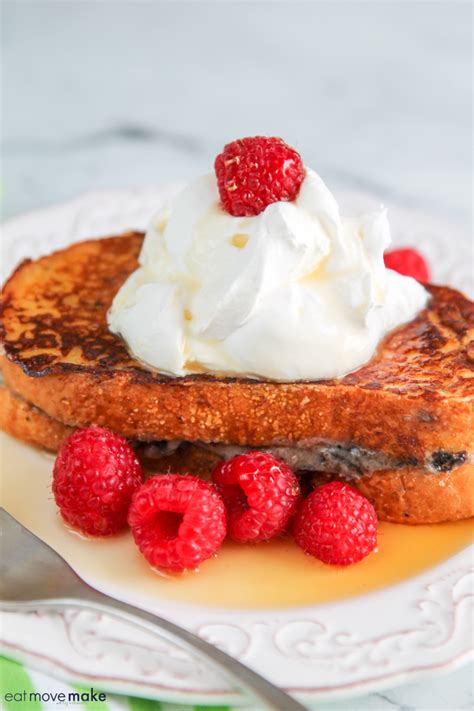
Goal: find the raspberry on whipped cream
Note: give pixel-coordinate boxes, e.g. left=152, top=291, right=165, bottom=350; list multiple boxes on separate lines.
left=214, top=136, right=305, bottom=216
left=108, top=146, right=427, bottom=381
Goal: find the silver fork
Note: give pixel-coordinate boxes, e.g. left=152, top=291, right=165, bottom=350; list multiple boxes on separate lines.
left=0, top=509, right=307, bottom=711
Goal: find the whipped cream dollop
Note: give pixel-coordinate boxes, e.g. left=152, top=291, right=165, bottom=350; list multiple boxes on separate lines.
left=108, top=169, right=428, bottom=381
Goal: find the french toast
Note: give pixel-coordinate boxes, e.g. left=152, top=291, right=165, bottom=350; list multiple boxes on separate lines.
left=1, top=383, right=472, bottom=524
left=1, top=231, right=473, bottom=523
left=0, top=384, right=72, bottom=451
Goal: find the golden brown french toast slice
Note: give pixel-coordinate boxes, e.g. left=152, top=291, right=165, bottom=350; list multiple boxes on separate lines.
left=1, top=384, right=472, bottom=524
left=0, top=384, right=72, bottom=451
left=1, top=232, right=473, bottom=468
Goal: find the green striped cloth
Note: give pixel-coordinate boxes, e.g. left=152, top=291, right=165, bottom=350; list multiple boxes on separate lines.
left=0, top=656, right=249, bottom=711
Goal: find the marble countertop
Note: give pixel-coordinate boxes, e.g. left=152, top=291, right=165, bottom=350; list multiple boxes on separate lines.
left=2, top=2, right=472, bottom=709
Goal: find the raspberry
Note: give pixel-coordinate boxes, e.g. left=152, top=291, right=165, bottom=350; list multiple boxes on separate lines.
left=128, top=474, right=226, bottom=572
left=384, top=248, right=430, bottom=283
left=214, top=136, right=305, bottom=216
left=52, top=427, right=143, bottom=536
left=293, top=482, right=377, bottom=565
left=212, top=451, right=301, bottom=543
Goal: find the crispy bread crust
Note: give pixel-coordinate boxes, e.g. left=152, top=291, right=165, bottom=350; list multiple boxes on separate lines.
left=1, top=387, right=472, bottom=524
left=0, top=385, right=72, bottom=451
left=351, top=465, right=474, bottom=524
left=310, top=466, right=474, bottom=524
left=1, top=233, right=473, bottom=461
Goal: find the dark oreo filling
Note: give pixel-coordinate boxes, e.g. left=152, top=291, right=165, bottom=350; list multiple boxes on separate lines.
left=430, top=450, right=467, bottom=473
left=139, top=440, right=470, bottom=479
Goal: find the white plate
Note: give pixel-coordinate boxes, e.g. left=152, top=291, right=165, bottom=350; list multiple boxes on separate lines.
left=1, top=187, right=473, bottom=706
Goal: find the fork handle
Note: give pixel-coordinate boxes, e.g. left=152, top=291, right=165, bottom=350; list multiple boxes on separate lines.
left=39, top=589, right=308, bottom=711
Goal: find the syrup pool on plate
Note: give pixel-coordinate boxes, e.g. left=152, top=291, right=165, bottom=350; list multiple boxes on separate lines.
left=2, top=433, right=473, bottom=609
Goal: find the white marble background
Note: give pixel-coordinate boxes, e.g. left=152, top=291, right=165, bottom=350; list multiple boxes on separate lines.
left=1, top=1, right=473, bottom=709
